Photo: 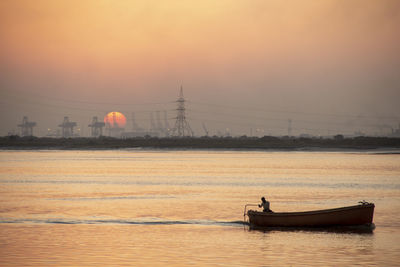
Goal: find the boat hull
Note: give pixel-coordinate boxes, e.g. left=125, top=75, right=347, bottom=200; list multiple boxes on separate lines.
left=247, top=204, right=374, bottom=228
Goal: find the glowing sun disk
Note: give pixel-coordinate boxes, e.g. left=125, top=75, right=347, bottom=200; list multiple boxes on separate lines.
left=104, top=111, right=127, bottom=128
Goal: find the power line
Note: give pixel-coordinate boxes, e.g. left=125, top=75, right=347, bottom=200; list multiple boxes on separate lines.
left=0, top=93, right=176, bottom=114
left=0, top=88, right=174, bottom=106
left=188, top=101, right=399, bottom=120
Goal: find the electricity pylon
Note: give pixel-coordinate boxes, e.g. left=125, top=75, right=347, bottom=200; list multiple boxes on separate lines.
left=172, top=86, right=193, bottom=137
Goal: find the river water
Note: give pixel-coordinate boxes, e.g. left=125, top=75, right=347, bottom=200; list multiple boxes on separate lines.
left=0, top=150, right=399, bottom=266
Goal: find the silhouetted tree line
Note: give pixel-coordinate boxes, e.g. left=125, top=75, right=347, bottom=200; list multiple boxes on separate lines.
left=1, top=135, right=400, bottom=150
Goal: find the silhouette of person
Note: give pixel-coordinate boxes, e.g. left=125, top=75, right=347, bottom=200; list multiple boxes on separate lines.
left=259, top=196, right=272, bottom=212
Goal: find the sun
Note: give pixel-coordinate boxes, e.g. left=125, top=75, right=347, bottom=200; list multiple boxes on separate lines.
left=104, top=111, right=127, bottom=128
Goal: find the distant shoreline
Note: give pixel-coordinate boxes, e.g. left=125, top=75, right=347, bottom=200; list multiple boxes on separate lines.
left=1, top=136, right=400, bottom=152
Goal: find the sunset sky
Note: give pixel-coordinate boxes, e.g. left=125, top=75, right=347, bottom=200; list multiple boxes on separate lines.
left=1, top=0, right=399, bottom=137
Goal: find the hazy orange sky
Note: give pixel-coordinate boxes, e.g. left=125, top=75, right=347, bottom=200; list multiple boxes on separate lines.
left=1, top=0, right=399, bottom=136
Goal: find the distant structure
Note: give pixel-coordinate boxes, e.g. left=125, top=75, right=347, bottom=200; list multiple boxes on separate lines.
left=18, top=116, right=36, bottom=136
left=148, top=112, right=159, bottom=137
left=88, top=116, right=105, bottom=137
left=121, top=112, right=150, bottom=138
left=389, top=123, right=400, bottom=138
left=46, top=128, right=61, bottom=137
left=122, top=111, right=172, bottom=138
left=153, top=110, right=172, bottom=137
left=156, top=111, right=167, bottom=136
left=149, top=112, right=156, bottom=132
left=58, top=116, right=77, bottom=138
left=163, top=110, right=171, bottom=136
left=131, top=112, right=144, bottom=132
left=202, top=123, right=209, bottom=136
left=171, top=86, right=193, bottom=137
left=149, top=110, right=171, bottom=137
left=288, top=119, right=292, bottom=137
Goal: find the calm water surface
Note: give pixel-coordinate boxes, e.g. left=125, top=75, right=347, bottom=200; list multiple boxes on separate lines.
left=0, top=150, right=399, bottom=266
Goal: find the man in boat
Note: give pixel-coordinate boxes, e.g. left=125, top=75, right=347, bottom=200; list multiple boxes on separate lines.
left=259, top=196, right=272, bottom=212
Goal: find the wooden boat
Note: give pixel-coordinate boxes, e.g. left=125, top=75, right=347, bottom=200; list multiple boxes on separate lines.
left=246, top=202, right=374, bottom=228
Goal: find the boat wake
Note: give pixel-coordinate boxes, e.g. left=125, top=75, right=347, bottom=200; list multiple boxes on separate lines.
left=0, top=218, right=247, bottom=227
